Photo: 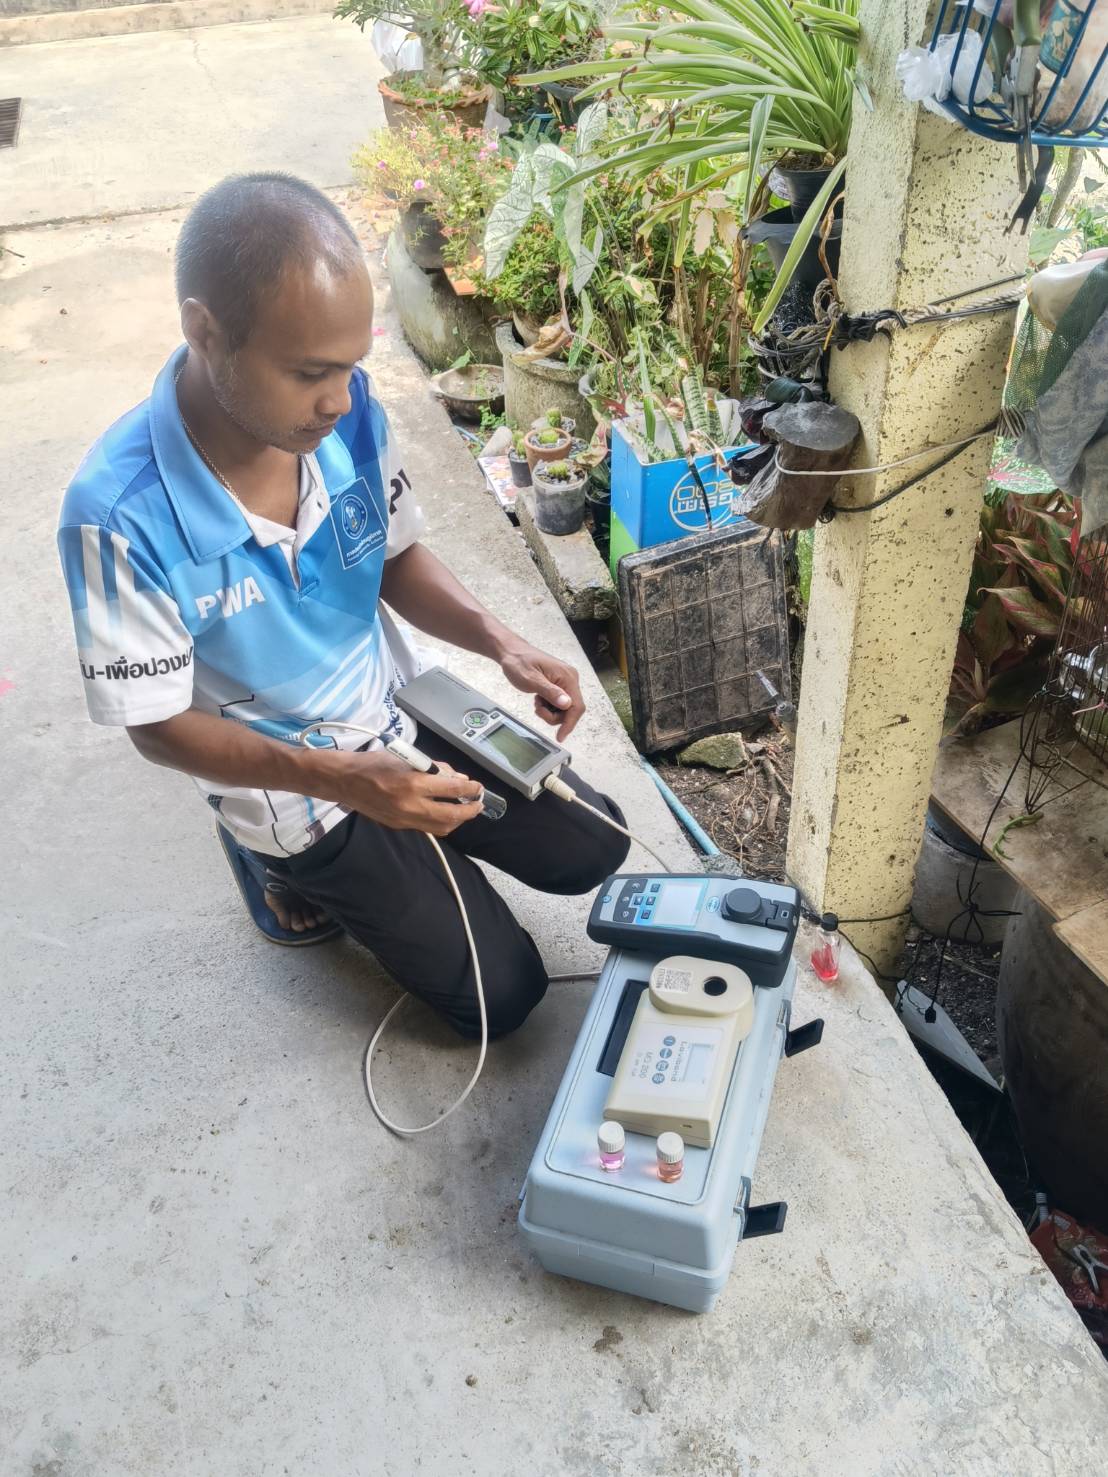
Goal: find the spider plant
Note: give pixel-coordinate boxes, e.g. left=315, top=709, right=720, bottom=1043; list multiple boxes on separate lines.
left=527, top=0, right=861, bottom=186
left=527, top=0, right=861, bottom=320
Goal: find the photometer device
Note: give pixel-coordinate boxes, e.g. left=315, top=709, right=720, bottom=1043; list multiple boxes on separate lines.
left=588, top=873, right=799, bottom=986
left=519, top=874, right=822, bottom=1313
left=396, top=666, right=571, bottom=799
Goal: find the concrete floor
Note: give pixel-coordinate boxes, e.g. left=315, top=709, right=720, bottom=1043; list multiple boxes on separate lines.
left=3, top=17, right=1108, bottom=1477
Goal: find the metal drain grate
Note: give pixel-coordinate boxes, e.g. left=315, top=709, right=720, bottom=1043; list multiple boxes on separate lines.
left=0, top=98, right=22, bottom=150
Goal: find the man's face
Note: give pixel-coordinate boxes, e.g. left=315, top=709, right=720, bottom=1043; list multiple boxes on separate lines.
left=206, top=258, right=374, bottom=455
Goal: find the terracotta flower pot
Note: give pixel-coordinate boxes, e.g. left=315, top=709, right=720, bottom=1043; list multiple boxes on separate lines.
left=523, top=426, right=572, bottom=472
left=379, top=72, right=492, bottom=132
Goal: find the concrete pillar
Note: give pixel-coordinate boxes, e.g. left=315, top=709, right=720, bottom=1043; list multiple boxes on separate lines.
left=785, top=0, right=1029, bottom=974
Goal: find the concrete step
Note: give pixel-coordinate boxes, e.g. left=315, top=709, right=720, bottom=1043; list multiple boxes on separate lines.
left=516, top=488, right=617, bottom=625
left=0, top=0, right=332, bottom=47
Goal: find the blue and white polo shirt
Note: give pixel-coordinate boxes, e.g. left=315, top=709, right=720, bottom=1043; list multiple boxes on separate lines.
left=57, top=346, right=426, bottom=857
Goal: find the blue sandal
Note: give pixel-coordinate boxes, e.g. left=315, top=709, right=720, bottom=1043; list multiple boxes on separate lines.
left=217, top=826, right=344, bottom=947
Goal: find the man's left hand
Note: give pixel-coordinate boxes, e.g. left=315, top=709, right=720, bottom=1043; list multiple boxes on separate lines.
left=500, top=643, right=585, bottom=742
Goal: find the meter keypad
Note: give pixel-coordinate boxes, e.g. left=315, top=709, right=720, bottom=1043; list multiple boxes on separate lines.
left=615, top=878, right=651, bottom=924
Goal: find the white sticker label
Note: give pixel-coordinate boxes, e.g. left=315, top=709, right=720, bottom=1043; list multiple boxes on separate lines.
left=625, top=1022, right=723, bottom=1102
left=653, top=965, right=694, bottom=995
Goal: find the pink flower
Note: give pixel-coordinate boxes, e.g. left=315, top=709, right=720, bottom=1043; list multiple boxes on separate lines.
left=377, top=160, right=387, bottom=170
left=413, top=178, right=427, bottom=191
left=465, top=0, right=487, bottom=16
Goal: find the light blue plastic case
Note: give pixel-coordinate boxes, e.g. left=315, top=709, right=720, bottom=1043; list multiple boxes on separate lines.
left=519, top=937, right=820, bottom=1313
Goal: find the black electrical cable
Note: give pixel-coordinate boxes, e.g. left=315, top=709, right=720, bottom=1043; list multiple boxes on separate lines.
left=839, top=930, right=903, bottom=985
left=824, top=422, right=998, bottom=519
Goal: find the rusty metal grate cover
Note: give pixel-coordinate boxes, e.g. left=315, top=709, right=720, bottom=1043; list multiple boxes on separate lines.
left=0, top=98, right=22, bottom=150
left=619, top=521, right=791, bottom=754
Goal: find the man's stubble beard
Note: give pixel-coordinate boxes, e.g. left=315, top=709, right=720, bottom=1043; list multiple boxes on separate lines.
left=211, top=353, right=299, bottom=455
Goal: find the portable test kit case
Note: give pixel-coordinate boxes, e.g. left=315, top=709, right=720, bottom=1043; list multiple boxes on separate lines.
left=519, top=881, right=822, bottom=1313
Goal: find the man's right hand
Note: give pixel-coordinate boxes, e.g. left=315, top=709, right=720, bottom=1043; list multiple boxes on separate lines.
left=335, top=749, right=485, bottom=836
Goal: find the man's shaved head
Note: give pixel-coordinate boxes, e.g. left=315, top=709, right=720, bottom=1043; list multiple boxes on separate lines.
left=175, top=173, right=363, bottom=350
left=174, top=173, right=373, bottom=455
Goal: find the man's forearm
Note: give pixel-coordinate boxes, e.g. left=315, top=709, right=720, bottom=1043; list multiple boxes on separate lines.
left=129, top=707, right=347, bottom=800
left=380, top=542, right=522, bottom=662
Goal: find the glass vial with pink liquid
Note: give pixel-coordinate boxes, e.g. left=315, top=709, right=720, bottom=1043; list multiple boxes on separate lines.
left=656, top=1132, right=685, bottom=1183
left=811, top=912, right=840, bottom=982
left=598, top=1120, right=625, bottom=1171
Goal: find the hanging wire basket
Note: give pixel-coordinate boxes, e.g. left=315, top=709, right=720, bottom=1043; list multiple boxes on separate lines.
left=928, top=0, right=1108, bottom=148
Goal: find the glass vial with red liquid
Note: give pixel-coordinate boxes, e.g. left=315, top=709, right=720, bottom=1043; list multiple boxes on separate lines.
left=811, top=912, right=840, bottom=982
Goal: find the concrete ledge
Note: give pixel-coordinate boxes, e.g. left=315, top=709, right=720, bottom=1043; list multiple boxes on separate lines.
left=0, top=0, right=332, bottom=47
left=516, top=488, right=618, bottom=623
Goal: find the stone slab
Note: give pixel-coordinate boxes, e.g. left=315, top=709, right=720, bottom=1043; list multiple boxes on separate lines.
left=517, top=487, right=618, bottom=623
left=930, top=719, right=1108, bottom=984
left=1054, top=899, right=1108, bottom=987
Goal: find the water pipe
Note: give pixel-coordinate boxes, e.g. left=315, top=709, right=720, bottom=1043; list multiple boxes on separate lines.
left=640, top=759, right=720, bottom=857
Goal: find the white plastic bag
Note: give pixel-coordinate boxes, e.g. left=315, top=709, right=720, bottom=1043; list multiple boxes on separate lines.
left=372, top=19, right=422, bottom=74
left=896, top=30, right=994, bottom=116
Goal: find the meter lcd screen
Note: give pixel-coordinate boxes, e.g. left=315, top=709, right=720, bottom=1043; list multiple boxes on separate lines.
left=478, top=720, right=550, bottom=774
left=677, top=1042, right=713, bottom=1085
left=644, top=881, right=705, bottom=928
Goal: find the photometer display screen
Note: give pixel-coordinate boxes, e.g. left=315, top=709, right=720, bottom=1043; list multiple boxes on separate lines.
left=679, top=1043, right=713, bottom=1085
left=645, top=881, right=704, bottom=928
left=479, top=720, right=549, bottom=774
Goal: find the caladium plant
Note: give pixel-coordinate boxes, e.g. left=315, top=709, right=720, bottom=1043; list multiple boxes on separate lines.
left=950, top=491, right=1078, bottom=735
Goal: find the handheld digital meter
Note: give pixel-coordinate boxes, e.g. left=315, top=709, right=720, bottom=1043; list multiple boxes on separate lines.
left=604, top=954, right=755, bottom=1147
left=588, top=874, right=799, bottom=988
left=396, top=667, right=570, bottom=799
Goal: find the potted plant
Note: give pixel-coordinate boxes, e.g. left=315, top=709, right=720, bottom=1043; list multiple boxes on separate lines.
left=523, top=423, right=573, bottom=471
left=467, top=0, right=600, bottom=125
left=482, top=216, right=562, bottom=344
left=336, top=0, right=490, bottom=130
left=534, top=407, right=575, bottom=437
left=508, top=429, right=532, bottom=488
left=354, top=118, right=513, bottom=273
left=528, top=0, right=859, bottom=327
left=608, top=355, right=750, bottom=574
left=531, top=457, right=588, bottom=535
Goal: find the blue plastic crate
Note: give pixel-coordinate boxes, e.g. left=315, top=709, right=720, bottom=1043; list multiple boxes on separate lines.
left=610, top=420, right=752, bottom=558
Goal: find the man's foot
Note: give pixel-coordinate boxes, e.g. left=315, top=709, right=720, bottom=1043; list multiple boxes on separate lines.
left=263, top=879, right=331, bottom=935
left=217, top=825, right=344, bottom=947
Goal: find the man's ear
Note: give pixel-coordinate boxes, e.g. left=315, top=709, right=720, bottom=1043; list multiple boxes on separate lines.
left=180, top=298, right=225, bottom=362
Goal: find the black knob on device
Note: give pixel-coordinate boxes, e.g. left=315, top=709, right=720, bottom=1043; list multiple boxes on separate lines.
left=721, top=886, right=763, bottom=923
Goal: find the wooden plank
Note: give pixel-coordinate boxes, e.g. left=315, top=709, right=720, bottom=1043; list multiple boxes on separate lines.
left=1054, top=901, right=1108, bottom=987
left=930, top=718, right=1108, bottom=923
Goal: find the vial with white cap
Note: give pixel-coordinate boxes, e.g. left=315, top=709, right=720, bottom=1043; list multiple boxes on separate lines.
left=656, top=1131, right=685, bottom=1183
left=598, top=1120, right=625, bottom=1171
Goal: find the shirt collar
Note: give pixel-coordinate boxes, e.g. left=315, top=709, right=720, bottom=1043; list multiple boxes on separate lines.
left=149, top=345, right=254, bottom=564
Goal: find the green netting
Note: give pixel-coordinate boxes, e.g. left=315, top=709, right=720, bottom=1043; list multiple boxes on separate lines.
left=1003, top=309, right=1052, bottom=420
left=1006, top=259, right=1108, bottom=415
left=1037, top=258, right=1108, bottom=398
